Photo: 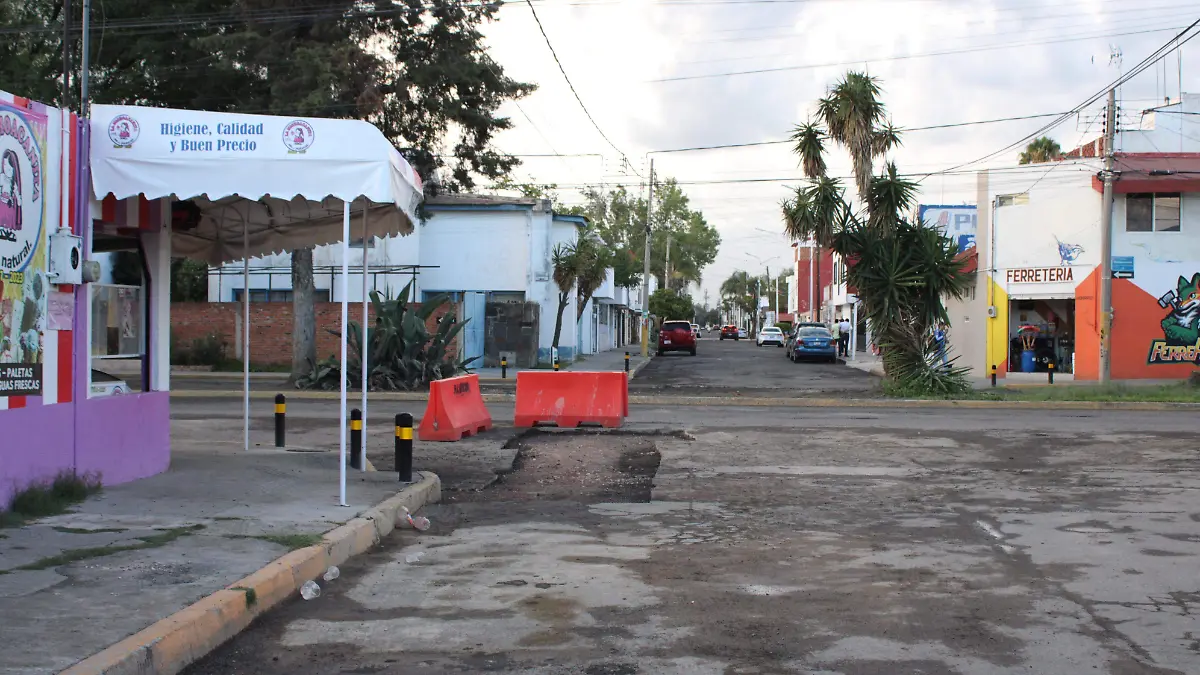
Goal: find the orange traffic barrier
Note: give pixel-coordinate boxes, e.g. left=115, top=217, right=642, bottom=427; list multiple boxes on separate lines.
left=514, top=371, right=629, bottom=428
left=418, top=374, right=493, bottom=441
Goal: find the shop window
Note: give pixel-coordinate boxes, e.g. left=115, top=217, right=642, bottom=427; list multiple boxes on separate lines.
left=997, top=193, right=1029, bottom=207
left=1126, top=193, right=1180, bottom=232
left=91, top=285, right=144, bottom=359
left=231, top=289, right=329, bottom=302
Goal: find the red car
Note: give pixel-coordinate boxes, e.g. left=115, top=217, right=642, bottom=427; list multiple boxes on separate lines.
left=658, top=320, right=697, bottom=356
left=720, top=325, right=740, bottom=341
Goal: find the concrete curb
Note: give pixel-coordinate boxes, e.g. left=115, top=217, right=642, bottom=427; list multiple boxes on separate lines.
left=59, top=472, right=441, bottom=675
left=169, top=389, right=1200, bottom=411
left=623, top=395, right=1200, bottom=411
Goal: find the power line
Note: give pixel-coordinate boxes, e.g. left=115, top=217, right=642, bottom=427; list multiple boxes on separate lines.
left=921, top=17, right=1200, bottom=180
left=651, top=25, right=1186, bottom=82
left=676, top=3, right=1196, bottom=45
left=646, top=112, right=1073, bottom=155
left=523, top=0, right=637, bottom=176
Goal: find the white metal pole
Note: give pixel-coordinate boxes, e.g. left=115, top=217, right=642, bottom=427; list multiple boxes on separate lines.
left=360, top=205, right=369, bottom=472
left=242, top=218, right=250, bottom=452
left=339, top=201, right=350, bottom=506
left=850, top=300, right=858, bottom=362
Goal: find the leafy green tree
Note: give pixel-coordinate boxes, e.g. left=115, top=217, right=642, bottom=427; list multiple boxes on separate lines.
left=3, top=0, right=534, bottom=381
left=3, top=0, right=532, bottom=191
left=781, top=71, right=972, bottom=394
left=1018, top=136, right=1062, bottom=165
left=171, top=259, right=209, bottom=302
left=648, top=289, right=693, bottom=322
left=572, top=183, right=720, bottom=291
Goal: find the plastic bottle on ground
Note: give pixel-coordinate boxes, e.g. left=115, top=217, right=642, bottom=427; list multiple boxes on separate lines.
left=323, top=566, right=340, bottom=582
left=300, top=580, right=321, bottom=600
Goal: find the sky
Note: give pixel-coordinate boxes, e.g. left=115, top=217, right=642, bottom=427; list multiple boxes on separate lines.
left=474, top=0, right=1200, bottom=304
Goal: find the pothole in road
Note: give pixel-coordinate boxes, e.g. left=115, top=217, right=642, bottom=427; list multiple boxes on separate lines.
left=450, top=431, right=664, bottom=504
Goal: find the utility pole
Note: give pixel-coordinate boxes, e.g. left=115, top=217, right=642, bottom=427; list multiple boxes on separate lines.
left=80, top=0, right=91, bottom=117
left=1098, top=88, right=1117, bottom=383
left=62, top=0, right=72, bottom=108
left=664, top=231, right=672, bottom=292
left=640, top=159, right=655, bottom=358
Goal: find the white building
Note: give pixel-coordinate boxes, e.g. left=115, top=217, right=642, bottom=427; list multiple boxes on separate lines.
left=207, top=195, right=631, bottom=366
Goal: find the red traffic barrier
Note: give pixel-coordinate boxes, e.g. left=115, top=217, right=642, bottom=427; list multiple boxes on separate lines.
left=514, top=371, right=629, bottom=429
left=418, top=374, right=493, bottom=442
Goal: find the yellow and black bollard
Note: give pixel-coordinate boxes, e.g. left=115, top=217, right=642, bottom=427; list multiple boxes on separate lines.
left=274, top=394, right=286, bottom=448
left=1047, top=361, right=1055, bottom=385
left=501, top=356, right=508, bottom=379
left=553, top=357, right=560, bottom=371
left=350, top=408, right=363, bottom=470
left=991, top=364, right=997, bottom=387
left=396, top=413, right=414, bottom=483
left=624, top=351, right=630, bottom=373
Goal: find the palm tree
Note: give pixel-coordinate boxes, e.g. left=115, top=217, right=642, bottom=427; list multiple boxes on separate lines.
left=551, top=242, right=583, bottom=353
left=1018, top=136, right=1062, bottom=165
left=779, top=71, right=973, bottom=394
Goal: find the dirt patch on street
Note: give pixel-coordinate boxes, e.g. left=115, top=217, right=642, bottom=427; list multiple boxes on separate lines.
left=450, top=431, right=662, bottom=504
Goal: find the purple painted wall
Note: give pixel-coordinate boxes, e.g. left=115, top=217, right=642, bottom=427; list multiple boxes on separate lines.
left=0, top=401, right=77, bottom=507
left=1, top=114, right=171, bottom=509
left=73, top=392, right=171, bottom=486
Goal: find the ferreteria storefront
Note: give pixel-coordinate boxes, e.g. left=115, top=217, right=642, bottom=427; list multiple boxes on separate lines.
left=986, top=178, right=1103, bottom=379
left=1001, top=265, right=1087, bottom=374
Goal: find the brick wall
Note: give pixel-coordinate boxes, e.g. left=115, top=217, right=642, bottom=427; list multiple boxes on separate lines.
left=171, top=301, right=456, bottom=366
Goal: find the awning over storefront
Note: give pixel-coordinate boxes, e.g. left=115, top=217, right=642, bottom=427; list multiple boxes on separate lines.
left=89, top=104, right=423, bottom=264
left=1091, top=153, right=1200, bottom=194
left=89, top=104, right=427, bottom=507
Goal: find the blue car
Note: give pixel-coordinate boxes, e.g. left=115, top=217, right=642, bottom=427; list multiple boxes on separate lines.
left=789, top=326, right=838, bottom=363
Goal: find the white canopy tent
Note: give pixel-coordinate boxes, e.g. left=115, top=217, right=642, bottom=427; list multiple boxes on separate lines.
left=91, top=104, right=424, bottom=506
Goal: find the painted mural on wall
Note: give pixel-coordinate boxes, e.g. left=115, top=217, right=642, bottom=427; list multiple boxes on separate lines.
left=919, top=205, right=977, bottom=253
left=1147, top=272, right=1200, bottom=365
left=0, top=103, right=48, bottom=395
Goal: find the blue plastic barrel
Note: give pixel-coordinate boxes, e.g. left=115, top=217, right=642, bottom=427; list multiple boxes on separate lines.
left=1021, top=350, right=1036, bottom=373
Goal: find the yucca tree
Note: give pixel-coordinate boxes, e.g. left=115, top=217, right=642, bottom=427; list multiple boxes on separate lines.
left=780, top=71, right=973, bottom=394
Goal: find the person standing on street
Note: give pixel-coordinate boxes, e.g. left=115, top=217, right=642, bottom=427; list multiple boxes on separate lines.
left=837, top=317, right=852, bottom=357
left=934, top=322, right=949, bottom=368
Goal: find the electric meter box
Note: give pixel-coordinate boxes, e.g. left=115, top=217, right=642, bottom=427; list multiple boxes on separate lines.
left=48, top=229, right=84, bottom=284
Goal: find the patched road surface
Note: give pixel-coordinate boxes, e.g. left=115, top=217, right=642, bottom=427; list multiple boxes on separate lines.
left=187, top=413, right=1200, bottom=675
left=631, top=333, right=877, bottom=398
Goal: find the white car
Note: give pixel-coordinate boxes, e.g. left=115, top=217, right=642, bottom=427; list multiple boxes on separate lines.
left=691, top=323, right=701, bottom=338
left=756, top=326, right=785, bottom=347
left=737, top=328, right=748, bottom=339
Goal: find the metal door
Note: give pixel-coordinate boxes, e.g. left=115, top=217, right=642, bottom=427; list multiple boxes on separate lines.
left=463, top=291, right=486, bottom=365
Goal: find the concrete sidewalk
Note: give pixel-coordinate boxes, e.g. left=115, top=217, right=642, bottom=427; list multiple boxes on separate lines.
left=149, top=348, right=650, bottom=392
left=473, top=347, right=649, bottom=381
left=0, top=419, right=487, bottom=675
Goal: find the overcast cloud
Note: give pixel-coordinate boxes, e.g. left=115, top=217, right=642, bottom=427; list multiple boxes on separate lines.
left=478, top=0, right=1199, bottom=303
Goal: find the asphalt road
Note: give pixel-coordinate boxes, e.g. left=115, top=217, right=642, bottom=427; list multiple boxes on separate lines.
left=630, top=332, right=878, bottom=397
left=179, top=372, right=1199, bottom=675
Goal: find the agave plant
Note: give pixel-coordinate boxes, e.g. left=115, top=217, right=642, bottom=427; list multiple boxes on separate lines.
left=296, top=280, right=478, bottom=391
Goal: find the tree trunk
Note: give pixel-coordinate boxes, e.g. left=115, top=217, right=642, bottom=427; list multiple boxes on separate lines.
left=288, top=247, right=316, bottom=384
left=551, top=290, right=569, bottom=353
